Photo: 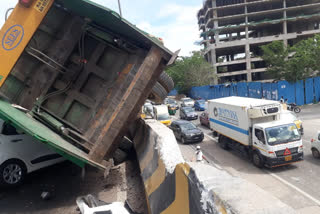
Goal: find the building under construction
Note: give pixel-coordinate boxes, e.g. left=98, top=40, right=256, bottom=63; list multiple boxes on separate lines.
left=197, top=0, right=320, bottom=83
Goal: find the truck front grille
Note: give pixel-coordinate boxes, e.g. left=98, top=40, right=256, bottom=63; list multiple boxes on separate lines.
left=275, top=147, right=298, bottom=157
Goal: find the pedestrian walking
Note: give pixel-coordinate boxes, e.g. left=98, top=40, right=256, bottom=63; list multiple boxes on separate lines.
left=194, top=146, right=209, bottom=163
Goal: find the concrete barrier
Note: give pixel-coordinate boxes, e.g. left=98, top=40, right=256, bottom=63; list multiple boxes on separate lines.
left=133, top=119, right=297, bottom=214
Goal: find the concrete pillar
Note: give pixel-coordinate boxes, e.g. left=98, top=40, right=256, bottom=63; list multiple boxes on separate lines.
left=210, top=49, right=218, bottom=84
left=211, top=0, right=218, bottom=84
left=244, top=0, right=251, bottom=81
left=212, top=0, right=219, bottom=43
left=245, top=0, right=249, bottom=39
left=283, top=0, right=288, bottom=47
left=246, top=43, right=252, bottom=82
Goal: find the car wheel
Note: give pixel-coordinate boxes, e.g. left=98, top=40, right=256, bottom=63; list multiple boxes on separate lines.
left=252, top=152, right=264, bottom=168
left=312, top=148, right=320, bottom=159
left=0, top=159, right=27, bottom=187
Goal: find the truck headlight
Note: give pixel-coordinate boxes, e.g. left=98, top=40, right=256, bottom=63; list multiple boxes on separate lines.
left=298, top=145, right=303, bottom=153
left=268, top=151, right=276, bottom=158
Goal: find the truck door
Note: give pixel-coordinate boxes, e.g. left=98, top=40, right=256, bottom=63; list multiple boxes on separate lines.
left=253, top=127, right=267, bottom=156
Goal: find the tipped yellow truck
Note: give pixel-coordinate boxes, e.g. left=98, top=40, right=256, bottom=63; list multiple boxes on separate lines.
left=0, top=0, right=175, bottom=169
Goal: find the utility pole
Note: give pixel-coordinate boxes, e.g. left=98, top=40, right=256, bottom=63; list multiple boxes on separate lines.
left=118, top=0, right=122, bottom=17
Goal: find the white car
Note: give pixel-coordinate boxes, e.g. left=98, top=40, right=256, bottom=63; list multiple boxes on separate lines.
left=0, top=120, right=64, bottom=187
left=311, top=131, right=320, bottom=159
left=180, top=98, right=195, bottom=107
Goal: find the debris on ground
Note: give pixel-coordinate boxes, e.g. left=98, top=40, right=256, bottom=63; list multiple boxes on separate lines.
left=0, top=159, right=147, bottom=214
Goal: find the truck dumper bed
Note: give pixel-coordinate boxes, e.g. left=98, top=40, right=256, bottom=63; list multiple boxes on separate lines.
left=0, top=0, right=175, bottom=168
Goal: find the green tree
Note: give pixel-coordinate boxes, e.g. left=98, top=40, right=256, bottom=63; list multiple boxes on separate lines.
left=166, top=51, right=216, bottom=94
left=261, top=35, right=320, bottom=82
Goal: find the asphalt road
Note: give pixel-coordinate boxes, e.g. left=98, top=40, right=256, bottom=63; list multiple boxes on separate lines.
left=172, top=103, right=320, bottom=213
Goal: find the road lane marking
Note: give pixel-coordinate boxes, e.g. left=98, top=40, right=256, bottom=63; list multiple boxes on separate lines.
left=204, top=133, right=216, bottom=141
left=266, top=171, right=320, bottom=206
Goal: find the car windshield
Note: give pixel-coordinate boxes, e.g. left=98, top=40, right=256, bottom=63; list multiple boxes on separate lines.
left=167, top=99, right=176, bottom=104
left=158, top=114, right=169, bottom=120
left=265, top=123, right=301, bottom=145
left=197, top=100, right=205, bottom=104
left=183, top=108, right=194, bottom=113
left=180, top=123, right=197, bottom=131
left=184, top=99, right=192, bottom=103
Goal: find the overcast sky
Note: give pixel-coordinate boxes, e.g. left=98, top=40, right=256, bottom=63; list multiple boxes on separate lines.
left=0, top=0, right=202, bottom=56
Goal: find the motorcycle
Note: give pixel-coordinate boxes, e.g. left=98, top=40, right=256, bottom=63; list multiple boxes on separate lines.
left=287, top=103, right=301, bottom=113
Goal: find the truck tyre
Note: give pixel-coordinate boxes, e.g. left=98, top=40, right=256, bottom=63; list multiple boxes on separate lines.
left=212, top=131, right=217, bottom=137
left=218, top=135, right=229, bottom=150
left=312, top=148, right=320, bottom=159
left=113, top=149, right=128, bottom=165
left=150, top=82, right=167, bottom=103
left=252, top=152, right=264, bottom=168
left=119, top=137, right=133, bottom=153
left=158, top=72, right=174, bottom=93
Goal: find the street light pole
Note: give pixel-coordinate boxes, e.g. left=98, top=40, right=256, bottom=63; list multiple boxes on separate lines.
left=118, top=0, right=122, bottom=17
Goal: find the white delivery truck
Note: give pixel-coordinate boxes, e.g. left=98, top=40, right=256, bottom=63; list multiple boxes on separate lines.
left=208, top=97, right=303, bottom=168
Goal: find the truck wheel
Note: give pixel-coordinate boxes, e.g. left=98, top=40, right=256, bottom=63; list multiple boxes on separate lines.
left=113, top=149, right=128, bottom=165
left=312, top=148, right=320, bottom=159
left=158, top=72, right=174, bottom=92
left=149, top=82, right=167, bottom=103
left=252, top=152, right=264, bottom=168
left=218, top=135, right=229, bottom=150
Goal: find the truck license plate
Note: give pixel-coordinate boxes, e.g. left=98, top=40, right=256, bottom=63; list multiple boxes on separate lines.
left=285, top=156, right=292, bottom=161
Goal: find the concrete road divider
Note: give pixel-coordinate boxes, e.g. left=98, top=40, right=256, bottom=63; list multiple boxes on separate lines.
left=133, top=119, right=297, bottom=214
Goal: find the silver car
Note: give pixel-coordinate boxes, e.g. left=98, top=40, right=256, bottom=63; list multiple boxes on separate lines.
left=181, top=98, right=195, bottom=107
